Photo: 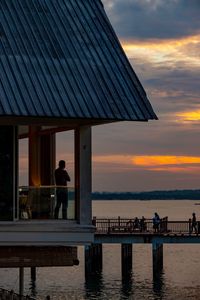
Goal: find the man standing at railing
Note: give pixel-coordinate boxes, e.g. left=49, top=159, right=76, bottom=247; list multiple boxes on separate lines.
left=153, top=212, right=160, bottom=233
left=190, top=212, right=198, bottom=234
left=54, top=160, right=71, bottom=219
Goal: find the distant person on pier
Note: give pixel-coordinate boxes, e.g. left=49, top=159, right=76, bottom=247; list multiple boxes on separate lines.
left=140, top=216, right=147, bottom=232
left=133, top=217, right=140, bottom=230
left=126, top=219, right=134, bottom=232
left=153, top=212, right=160, bottom=233
left=190, top=212, right=197, bottom=234
left=54, top=160, right=71, bottom=219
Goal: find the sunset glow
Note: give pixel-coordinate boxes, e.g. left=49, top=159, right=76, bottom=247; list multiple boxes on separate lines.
left=132, top=155, right=200, bottom=166
left=93, top=155, right=131, bottom=164
left=93, top=155, right=200, bottom=173
left=149, top=166, right=200, bottom=173
left=122, top=35, right=200, bottom=67
left=176, top=110, right=200, bottom=122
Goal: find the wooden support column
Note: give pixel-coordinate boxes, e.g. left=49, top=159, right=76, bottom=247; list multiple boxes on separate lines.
left=19, top=267, right=24, bottom=296
left=29, top=126, right=55, bottom=218
left=85, top=244, right=102, bottom=275
left=75, top=126, right=92, bottom=224
left=121, top=244, right=132, bottom=277
left=29, top=126, right=55, bottom=186
left=31, top=267, right=36, bottom=281
left=29, top=126, right=41, bottom=186
left=0, top=126, right=18, bottom=221
left=40, top=134, right=55, bottom=185
left=152, top=242, right=163, bottom=274
left=85, top=245, right=103, bottom=295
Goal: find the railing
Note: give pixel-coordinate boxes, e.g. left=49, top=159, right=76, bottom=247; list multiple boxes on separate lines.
left=19, top=186, right=75, bottom=220
left=167, top=221, right=190, bottom=233
left=93, top=217, right=199, bottom=235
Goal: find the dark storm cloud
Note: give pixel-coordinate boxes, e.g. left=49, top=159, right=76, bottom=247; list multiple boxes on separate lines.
left=102, top=0, right=200, bottom=39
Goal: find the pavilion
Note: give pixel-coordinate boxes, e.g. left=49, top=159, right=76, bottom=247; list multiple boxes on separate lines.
left=0, top=0, right=157, bottom=266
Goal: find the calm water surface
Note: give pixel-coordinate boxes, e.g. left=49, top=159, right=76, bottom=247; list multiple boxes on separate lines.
left=1, top=200, right=200, bottom=300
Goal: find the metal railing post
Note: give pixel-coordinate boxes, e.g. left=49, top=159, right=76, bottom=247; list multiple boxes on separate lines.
left=108, top=219, right=111, bottom=234
left=118, top=216, right=120, bottom=227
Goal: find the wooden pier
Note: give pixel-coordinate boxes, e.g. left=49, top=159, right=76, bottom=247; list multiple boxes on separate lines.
left=85, top=217, right=200, bottom=276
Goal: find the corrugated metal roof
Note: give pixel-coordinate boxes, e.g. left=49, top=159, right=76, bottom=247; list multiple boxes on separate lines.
left=0, top=0, right=157, bottom=121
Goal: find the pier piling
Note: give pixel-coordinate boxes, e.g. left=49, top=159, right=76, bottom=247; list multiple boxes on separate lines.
left=31, top=267, right=36, bottom=281
left=121, top=244, right=132, bottom=277
left=85, top=244, right=102, bottom=275
left=152, top=242, right=163, bottom=274
left=19, top=267, right=24, bottom=296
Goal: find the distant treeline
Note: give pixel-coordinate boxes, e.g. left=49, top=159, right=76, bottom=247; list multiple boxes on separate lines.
left=92, top=189, right=200, bottom=200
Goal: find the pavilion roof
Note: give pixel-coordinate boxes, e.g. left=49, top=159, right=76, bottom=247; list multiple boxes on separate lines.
left=0, top=0, right=157, bottom=122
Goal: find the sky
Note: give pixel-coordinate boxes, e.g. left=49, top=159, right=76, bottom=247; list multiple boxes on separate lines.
left=19, top=0, right=200, bottom=192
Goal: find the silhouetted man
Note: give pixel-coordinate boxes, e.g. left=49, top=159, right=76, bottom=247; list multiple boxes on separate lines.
left=153, top=212, right=160, bottom=233
left=190, top=212, right=197, bottom=234
left=54, top=160, right=70, bottom=219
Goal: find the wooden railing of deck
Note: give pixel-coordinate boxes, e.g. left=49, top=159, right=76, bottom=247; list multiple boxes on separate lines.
left=93, top=217, right=198, bottom=235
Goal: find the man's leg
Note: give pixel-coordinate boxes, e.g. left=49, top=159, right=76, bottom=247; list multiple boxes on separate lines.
left=62, top=191, right=68, bottom=219
left=54, top=192, right=62, bottom=219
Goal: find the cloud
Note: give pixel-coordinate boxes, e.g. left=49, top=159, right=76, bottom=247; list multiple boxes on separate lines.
left=93, top=154, right=200, bottom=172
left=102, top=0, right=200, bottom=40
left=121, top=34, right=200, bottom=121
left=176, top=110, right=200, bottom=122
left=132, top=155, right=200, bottom=166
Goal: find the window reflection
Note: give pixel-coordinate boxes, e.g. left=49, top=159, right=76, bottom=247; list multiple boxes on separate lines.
left=19, top=186, right=75, bottom=220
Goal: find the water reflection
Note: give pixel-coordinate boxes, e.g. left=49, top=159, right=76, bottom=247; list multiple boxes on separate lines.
left=85, top=270, right=104, bottom=299
left=153, top=270, right=165, bottom=299
left=29, top=278, right=37, bottom=298
left=121, top=270, right=134, bottom=299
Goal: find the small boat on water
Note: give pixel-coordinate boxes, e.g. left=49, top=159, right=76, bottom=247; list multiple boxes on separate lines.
left=194, top=203, right=200, bottom=205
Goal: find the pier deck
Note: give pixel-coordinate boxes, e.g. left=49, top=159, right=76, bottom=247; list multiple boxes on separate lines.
left=93, top=217, right=200, bottom=244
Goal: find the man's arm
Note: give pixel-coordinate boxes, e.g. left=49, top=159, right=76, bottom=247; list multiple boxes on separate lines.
left=65, top=171, right=71, bottom=182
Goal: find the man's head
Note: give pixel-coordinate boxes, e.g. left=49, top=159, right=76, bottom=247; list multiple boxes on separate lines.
left=59, top=160, right=66, bottom=169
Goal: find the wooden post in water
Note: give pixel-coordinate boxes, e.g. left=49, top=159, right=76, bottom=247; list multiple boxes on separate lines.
left=19, top=267, right=24, bottom=296
left=152, top=242, right=163, bottom=275
left=121, top=244, right=132, bottom=277
left=85, top=244, right=103, bottom=275
left=31, top=267, right=36, bottom=281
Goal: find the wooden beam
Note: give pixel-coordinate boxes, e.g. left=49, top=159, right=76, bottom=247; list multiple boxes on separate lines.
left=0, top=246, right=78, bottom=267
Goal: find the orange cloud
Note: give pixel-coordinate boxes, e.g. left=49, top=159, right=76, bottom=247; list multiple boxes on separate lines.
left=121, top=34, right=200, bottom=67
left=176, top=110, right=200, bottom=122
left=132, top=155, right=200, bottom=166
left=93, top=155, right=200, bottom=173
left=149, top=166, right=200, bottom=173
left=93, top=155, right=131, bottom=164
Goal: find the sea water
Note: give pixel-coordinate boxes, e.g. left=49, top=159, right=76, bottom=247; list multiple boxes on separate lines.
left=0, top=200, right=200, bottom=300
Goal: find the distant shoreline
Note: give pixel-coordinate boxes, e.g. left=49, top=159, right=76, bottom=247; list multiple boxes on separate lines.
left=92, top=189, right=200, bottom=200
